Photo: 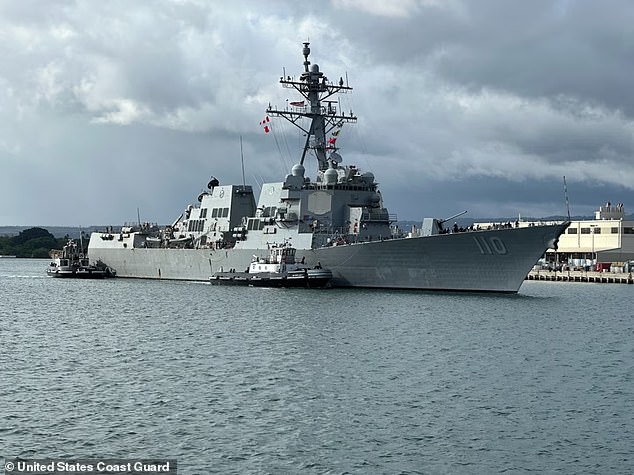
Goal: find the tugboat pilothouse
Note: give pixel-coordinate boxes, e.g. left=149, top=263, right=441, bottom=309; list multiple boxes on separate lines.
left=88, top=42, right=568, bottom=292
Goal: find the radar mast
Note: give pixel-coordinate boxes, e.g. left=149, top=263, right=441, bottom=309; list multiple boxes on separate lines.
left=266, top=42, right=357, bottom=172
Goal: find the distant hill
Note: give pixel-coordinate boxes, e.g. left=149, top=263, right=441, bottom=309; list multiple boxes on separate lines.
left=0, top=226, right=106, bottom=238
left=0, top=227, right=67, bottom=258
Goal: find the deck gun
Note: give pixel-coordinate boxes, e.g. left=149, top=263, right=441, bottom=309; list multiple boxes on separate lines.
left=421, top=210, right=467, bottom=236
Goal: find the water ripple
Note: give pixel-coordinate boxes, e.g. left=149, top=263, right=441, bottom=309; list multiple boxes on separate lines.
left=1, top=260, right=633, bottom=474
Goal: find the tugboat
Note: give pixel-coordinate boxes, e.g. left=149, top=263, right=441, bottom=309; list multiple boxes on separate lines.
left=210, top=241, right=332, bottom=288
left=47, top=239, right=116, bottom=278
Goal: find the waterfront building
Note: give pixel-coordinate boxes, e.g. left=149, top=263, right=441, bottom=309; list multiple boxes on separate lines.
left=543, top=203, right=634, bottom=271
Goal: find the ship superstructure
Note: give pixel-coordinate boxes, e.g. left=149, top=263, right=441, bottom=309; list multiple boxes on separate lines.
left=88, top=42, right=568, bottom=292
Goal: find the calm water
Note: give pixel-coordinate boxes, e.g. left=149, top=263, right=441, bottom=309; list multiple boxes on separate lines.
left=1, top=259, right=632, bottom=474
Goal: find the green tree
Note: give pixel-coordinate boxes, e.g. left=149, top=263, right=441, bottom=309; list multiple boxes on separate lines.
left=10, top=227, right=54, bottom=245
left=0, top=227, right=61, bottom=258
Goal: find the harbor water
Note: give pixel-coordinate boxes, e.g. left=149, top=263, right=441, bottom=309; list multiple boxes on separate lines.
left=1, top=259, right=632, bottom=474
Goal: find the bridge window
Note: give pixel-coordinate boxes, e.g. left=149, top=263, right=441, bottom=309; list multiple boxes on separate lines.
left=262, top=206, right=277, bottom=217
left=188, top=220, right=205, bottom=232
left=247, top=219, right=259, bottom=231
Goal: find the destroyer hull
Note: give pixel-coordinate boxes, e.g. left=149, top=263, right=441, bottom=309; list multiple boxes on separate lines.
left=88, top=223, right=567, bottom=292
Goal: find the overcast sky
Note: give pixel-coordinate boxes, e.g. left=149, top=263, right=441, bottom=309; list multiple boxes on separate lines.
left=2, top=0, right=634, bottom=226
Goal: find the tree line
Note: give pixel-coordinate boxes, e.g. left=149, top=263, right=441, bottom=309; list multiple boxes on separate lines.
left=0, top=227, right=76, bottom=258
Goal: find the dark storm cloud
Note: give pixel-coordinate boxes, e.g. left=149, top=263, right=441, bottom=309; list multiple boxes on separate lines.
left=432, top=1, right=634, bottom=115
left=2, top=0, right=634, bottom=225
left=335, top=1, right=634, bottom=113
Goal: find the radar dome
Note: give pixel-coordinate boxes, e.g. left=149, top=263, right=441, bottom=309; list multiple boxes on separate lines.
left=311, top=64, right=320, bottom=73
left=291, top=163, right=305, bottom=177
left=324, top=167, right=338, bottom=184
left=361, top=172, right=375, bottom=184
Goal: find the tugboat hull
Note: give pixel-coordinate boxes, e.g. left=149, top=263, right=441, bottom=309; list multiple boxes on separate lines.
left=210, top=269, right=332, bottom=288
left=46, top=266, right=115, bottom=279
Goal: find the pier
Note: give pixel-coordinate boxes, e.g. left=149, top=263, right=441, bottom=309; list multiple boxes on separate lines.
left=526, top=270, right=634, bottom=284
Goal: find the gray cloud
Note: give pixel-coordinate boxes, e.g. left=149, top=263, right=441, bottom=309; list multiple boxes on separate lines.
left=2, top=0, right=634, bottom=225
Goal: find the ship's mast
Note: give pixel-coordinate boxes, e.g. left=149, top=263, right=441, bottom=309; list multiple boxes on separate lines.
left=267, top=42, right=357, bottom=171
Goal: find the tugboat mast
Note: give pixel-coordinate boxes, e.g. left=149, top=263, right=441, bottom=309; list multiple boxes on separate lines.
left=267, top=42, right=357, bottom=171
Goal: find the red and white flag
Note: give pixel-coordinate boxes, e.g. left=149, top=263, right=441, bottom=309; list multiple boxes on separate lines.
left=289, top=100, right=305, bottom=107
left=327, top=127, right=341, bottom=148
left=259, top=116, right=270, bottom=134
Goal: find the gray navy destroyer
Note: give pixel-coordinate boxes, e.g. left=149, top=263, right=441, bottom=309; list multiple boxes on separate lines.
left=88, top=42, right=569, bottom=292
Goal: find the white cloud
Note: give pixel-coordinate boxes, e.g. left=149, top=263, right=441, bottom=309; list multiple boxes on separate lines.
left=333, top=0, right=461, bottom=18
left=89, top=98, right=152, bottom=125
